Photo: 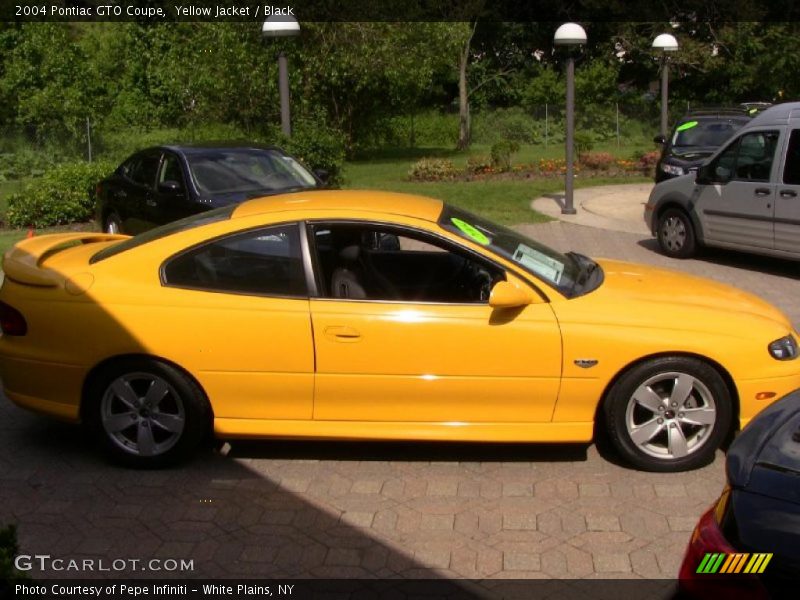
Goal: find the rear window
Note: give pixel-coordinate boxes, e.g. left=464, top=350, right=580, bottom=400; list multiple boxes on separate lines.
left=90, top=205, right=235, bottom=264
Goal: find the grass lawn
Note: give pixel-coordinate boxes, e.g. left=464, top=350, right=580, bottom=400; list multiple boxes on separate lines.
left=344, top=144, right=652, bottom=225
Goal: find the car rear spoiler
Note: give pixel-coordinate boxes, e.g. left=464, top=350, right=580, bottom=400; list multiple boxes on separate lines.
left=2, top=232, right=127, bottom=287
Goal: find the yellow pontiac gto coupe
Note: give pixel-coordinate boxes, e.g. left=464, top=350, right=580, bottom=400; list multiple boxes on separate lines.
left=0, top=191, right=798, bottom=471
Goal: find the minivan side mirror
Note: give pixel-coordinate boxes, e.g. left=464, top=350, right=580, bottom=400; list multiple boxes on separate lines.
left=695, top=164, right=712, bottom=185
left=653, top=134, right=666, bottom=145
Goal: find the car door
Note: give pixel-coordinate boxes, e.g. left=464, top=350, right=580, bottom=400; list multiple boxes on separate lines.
left=150, top=151, right=198, bottom=226
left=773, top=127, right=800, bottom=254
left=695, top=129, right=780, bottom=250
left=159, top=222, right=314, bottom=420
left=307, top=221, right=563, bottom=424
left=123, top=150, right=163, bottom=233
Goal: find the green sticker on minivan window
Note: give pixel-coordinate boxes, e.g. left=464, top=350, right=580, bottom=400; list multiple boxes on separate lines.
left=451, top=218, right=490, bottom=245
left=677, top=120, right=699, bottom=132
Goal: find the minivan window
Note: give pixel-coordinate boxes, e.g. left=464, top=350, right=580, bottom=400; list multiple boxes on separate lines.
left=784, top=130, right=800, bottom=185
left=712, top=131, right=779, bottom=183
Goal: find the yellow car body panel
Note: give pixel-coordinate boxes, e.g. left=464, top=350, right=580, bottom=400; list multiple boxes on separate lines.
left=0, top=190, right=797, bottom=450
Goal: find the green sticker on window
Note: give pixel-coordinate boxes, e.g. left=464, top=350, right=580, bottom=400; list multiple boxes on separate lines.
left=451, top=218, right=490, bottom=245
left=676, top=120, right=698, bottom=132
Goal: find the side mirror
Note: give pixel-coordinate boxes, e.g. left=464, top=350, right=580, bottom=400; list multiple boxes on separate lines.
left=314, top=169, right=330, bottom=186
left=653, top=134, right=666, bottom=145
left=158, top=180, right=183, bottom=194
left=489, top=280, right=532, bottom=309
left=695, top=164, right=712, bottom=185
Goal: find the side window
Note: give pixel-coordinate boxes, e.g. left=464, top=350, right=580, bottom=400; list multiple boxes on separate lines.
left=129, top=153, right=161, bottom=188
left=711, top=131, right=779, bottom=183
left=713, top=140, right=739, bottom=183
left=159, top=154, right=185, bottom=189
left=311, top=223, right=504, bottom=303
left=783, top=129, right=800, bottom=185
left=163, top=224, right=306, bottom=297
left=735, top=131, right=778, bottom=181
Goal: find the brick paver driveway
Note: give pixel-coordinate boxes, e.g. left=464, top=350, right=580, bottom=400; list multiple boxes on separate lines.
left=2, top=222, right=799, bottom=582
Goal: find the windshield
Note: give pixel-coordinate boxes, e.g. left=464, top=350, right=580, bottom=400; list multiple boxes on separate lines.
left=671, top=119, right=744, bottom=148
left=438, top=205, right=585, bottom=296
left=185, top=148, right=318, bottom=195
left=90, top=205, right=235, bottom=263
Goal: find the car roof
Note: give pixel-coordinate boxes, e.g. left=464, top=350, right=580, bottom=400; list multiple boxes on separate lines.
left=154, top=143, right=284, bottom=154
left=231, top=190, right=445, bottom=223
left=742, top=101, right=800, bottom=128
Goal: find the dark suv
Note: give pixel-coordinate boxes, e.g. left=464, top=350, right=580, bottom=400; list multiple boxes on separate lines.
left=654, top=109, right=752, bottom=183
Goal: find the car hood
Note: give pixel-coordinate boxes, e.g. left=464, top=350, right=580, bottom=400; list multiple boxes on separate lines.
left=727, top=389, right=800, bottom=505
left=591, top=258, right=791, bottom=329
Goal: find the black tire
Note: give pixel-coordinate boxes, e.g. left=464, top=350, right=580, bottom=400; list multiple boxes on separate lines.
left=85, top=358, right=211, bottom=468
left=656, top=208, right=697, bottom=258
left=104, top=212, right=123, bottom=235
left=603, top=356, right=732, bottom=472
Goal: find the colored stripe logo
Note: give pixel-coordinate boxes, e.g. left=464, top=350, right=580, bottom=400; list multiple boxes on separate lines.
left=696, top=552, right=772, bottom=574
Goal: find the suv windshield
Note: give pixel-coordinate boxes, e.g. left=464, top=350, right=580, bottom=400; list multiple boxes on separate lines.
left=90, top=205, right=235, bottom=263
left=184, top=148, right=318, bottom=195
left=438, top=205, right=601, bottom=297
left=671, top=119, right=745, bottom=148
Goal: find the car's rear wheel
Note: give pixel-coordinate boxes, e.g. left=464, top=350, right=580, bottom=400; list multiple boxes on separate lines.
left=86, top=359, right=210, bottom=468
left=657, top=208, right=696, bottom=258
left=604, top=356, right=732, bottom=472
left=104, top=212, right=123, bottom=235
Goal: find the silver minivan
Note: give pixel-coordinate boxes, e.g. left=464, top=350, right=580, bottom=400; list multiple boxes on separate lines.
left=645, top=102, right=800, bottom=259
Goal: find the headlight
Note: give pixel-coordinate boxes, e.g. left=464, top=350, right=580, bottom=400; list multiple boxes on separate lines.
left=768, top=334, right=798, bottom=360
left=661, top=163, right=685, bottom=176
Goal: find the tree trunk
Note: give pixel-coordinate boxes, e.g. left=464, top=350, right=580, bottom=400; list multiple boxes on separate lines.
left=457, top=46, right=470, bottom=150
left=456, top=21, right=477, bottom=150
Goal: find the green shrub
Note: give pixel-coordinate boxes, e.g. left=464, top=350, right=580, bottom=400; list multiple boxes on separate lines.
left=275, top=122, right=347, bottom=188
left=466, top=154, right=493, bottom=174
left=574, top=132, right=595, bottom=156
left=490, top=140, right=520, bottom=171
left=0, top=524, right=26, bottom=581
left=7, top=160, right=116, bottom=228
left=408, top=158, right=458, bottom=181
left=0, top=149, right=56, bottom=181
left=473, top=108, right=544, bottom=145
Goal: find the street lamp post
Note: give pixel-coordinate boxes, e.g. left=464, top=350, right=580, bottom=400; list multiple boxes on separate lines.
left=262, top=15, right=300, bottom=137
left=653, top=33, right=679, bottom=139
left=554, top=23, right=586, bottom=215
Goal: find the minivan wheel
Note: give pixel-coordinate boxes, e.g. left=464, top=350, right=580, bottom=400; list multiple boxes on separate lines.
left=86, top=359, right=210, bottom=468
left=657, top=208, right=696, bottom=258
left=604, top=357, right=731, bottom=472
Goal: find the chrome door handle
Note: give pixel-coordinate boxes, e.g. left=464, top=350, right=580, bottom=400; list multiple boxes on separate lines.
left=754, top=188, right=771, bottom=197
left=780, top=189, right=798, bottom=198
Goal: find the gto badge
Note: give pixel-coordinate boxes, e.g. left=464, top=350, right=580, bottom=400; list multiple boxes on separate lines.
left=574, top=359, right=598, bottom=368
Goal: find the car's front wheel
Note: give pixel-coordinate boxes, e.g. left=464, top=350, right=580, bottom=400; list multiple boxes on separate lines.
left=86, top=359, right=211, bottom=468
left=604, top=357, right=732, bottom=472
left=657, top=208, right=696, bottom=258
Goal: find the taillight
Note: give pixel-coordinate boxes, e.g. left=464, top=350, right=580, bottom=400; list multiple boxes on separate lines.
left=0, top=301, right=27, bottom=336
left=678, top=492, right=768, bottom=600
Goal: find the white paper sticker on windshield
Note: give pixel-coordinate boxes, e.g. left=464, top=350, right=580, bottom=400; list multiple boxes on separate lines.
left=512, top=244, right=565, bottom=284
